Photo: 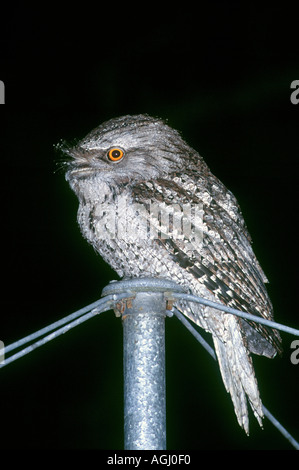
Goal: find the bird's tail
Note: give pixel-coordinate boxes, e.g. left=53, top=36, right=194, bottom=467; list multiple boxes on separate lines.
left=212, top=315, right=264, bottom=434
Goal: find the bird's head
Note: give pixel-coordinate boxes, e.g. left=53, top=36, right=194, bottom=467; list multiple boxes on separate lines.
left=62, top=115, right=197, bottom=196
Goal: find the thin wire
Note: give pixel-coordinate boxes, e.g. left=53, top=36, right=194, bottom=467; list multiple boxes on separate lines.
left=0, top=283, right=298, bottom=448
left=1, top=289, right=298, bottom=368
left=173, top=307, right=299, bottom=450
left=0, top=309, right=101, bottom=368
left=262, top=406, right=299, bottom=450
left=3, top=297, right=108, bottom=355
left=0, top=294, right=129, bottom=368
left=173, top=307, right=216, bottom=360
left=172, top=292, right=299, bottom=336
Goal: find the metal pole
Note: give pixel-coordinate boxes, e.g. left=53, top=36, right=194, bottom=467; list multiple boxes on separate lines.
left=102, top=278, right=186, bottom=450
left=122, top=290, right=166, bottom=450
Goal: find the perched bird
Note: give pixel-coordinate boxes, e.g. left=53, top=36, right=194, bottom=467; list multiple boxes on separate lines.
left=63, top=114, right=282, bottom=433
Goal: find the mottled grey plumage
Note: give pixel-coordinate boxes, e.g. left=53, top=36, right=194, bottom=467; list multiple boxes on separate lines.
left=63, top=114, right=281, bottom=433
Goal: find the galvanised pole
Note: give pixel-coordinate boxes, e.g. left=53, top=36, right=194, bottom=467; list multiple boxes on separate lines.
left=102, top=278, right=185, bottom=450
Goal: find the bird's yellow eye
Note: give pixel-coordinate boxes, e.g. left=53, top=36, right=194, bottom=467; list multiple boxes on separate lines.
left=107, top=148, right=124, bottom=161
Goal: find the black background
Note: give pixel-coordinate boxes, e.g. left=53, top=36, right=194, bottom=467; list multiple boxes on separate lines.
left=1, top=3, right=298, bottom=450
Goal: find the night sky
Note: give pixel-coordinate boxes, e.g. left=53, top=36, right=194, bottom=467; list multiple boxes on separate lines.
left=1, top=4, right=298, bottom=450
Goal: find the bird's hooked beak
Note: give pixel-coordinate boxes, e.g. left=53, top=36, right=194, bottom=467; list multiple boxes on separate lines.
left=65, top=147, right=111, bottom=181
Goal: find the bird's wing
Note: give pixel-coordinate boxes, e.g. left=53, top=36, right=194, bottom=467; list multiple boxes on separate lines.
left=131, top=176, right=282, bottom=357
